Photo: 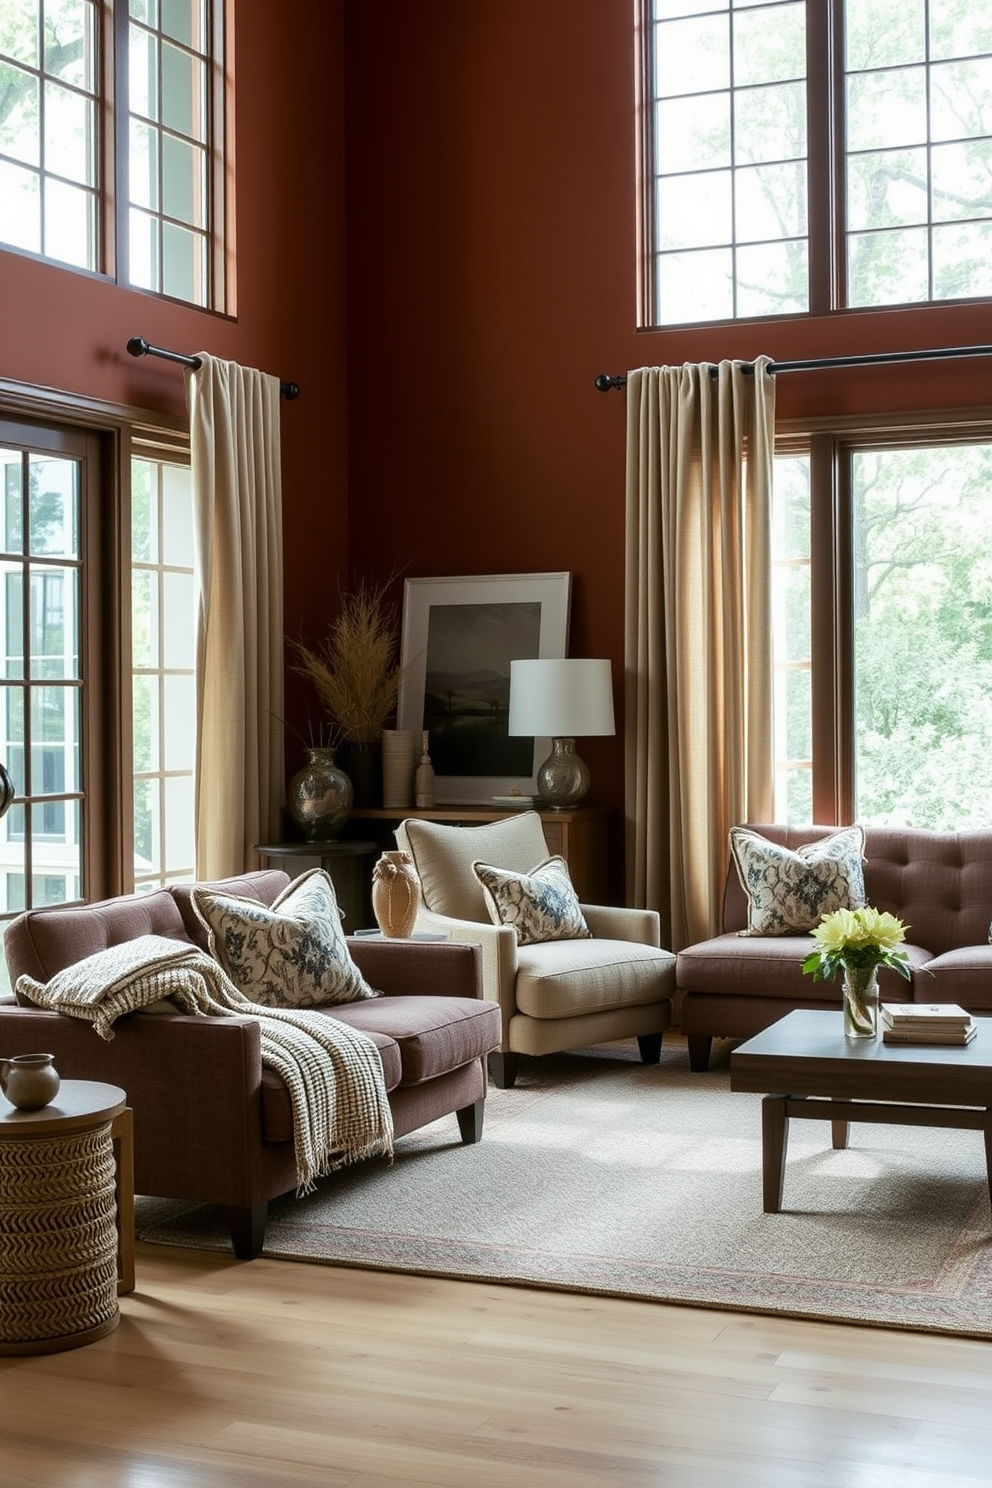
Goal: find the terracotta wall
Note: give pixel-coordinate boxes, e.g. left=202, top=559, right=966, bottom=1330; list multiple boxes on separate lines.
left=342, top=0, right=992, bottom=813
left=2, top=1, right=990, bottom=829
left=0, top=0, right=348, bottom=658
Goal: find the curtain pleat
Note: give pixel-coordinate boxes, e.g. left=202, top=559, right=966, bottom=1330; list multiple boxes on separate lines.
left=625, top=358, right=775, bottom=950
left=185, top=355, right=284, bottom=879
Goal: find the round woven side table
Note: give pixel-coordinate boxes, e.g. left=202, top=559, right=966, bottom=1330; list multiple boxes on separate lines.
left=0, top=1080, right=131, bottom=1356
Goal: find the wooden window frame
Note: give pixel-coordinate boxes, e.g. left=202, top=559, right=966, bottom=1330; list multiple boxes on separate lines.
left=0, top=379, right=187, bottom=909
left=777, top=409, right=992, bottom=825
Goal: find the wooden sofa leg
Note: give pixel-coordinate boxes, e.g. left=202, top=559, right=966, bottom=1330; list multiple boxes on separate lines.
left=225, top=1201, right=267, bottom=1259
left=456, top=1099, right=485, bottom=1145
left=687, top=1035, right=712, bottom=1072
left=637, top=1032, right=663, bottom=1064
left=488, top=1051, right=519, bottom=1089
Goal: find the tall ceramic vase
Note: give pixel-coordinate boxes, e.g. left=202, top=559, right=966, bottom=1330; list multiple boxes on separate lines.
left=842, top=963, right=879, bottom=1038
left=381, top=729, right=419, bottom=810
left=287, top=746, right=353, bottom=842
left=371, top=850, right=420, bottom=938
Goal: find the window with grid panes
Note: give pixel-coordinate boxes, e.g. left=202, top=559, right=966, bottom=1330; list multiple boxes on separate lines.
left=640, top=0, right=992, bottom=326
left=0, top=0, right=227, bottom=310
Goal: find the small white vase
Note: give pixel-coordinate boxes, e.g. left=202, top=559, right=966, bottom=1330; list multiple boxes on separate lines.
left=414, top=730, right=435, bottom=809
left=842, top=964, right=879, bottom=1038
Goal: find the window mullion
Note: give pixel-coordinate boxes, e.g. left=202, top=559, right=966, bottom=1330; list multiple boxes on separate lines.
left=808, top=432, right=853, bottom=822
left=807, top=0, right=843, bottom=313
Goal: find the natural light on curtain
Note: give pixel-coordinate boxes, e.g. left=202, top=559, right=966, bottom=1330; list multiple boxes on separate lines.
left=624, top=358, right=776, bottom=950
left=185, top=355, right=285, bottom=879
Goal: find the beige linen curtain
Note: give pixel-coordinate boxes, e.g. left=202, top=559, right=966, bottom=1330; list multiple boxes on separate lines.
left=185, top=354, right=284, bottom=879
left=624, top=358, right=776, bottom=950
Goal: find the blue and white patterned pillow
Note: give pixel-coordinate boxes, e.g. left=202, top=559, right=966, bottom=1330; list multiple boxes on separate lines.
left=190, top=867, right=378, bottom=1007
left=472, top=856, right=592, bottom=946
left=729, top=824, right=867, bottom=936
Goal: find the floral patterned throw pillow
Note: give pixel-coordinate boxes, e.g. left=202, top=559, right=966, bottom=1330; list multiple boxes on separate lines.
left=190, top=867, right=378, bottom=1007
left=472, top=855, right=592, bottom=946
left=729, top=824, right=867, bottom=936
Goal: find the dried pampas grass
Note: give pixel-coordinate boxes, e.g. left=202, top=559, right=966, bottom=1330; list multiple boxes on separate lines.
left=292, top=580, right=402, bottom=745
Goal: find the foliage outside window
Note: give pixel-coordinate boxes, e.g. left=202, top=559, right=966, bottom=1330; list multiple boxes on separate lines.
left=771, top=434, right=992, bottom=830
left=0, top=0, right=226, bottom=310
left=642, top=0, right=992, bottom=325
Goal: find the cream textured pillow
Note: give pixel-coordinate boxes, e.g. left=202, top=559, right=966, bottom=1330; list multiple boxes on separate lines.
left=190, top=868, right=378, bottom=1008
left=399, top=811, right=551, bottom=921
left=472, top=855, right=592, bottom=946
left=729, top=825, right=867, bottom=936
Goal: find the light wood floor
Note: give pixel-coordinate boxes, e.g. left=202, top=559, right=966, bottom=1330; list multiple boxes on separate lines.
left=1, top=1243, right=992, bottom=1487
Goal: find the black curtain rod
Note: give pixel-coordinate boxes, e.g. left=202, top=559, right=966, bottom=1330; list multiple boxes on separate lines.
left=126, top=336, right=300, bottom=400
left=594, top=343, right=992, bottom=391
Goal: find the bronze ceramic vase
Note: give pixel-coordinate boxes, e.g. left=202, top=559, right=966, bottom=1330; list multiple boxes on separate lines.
left=371, top=850, right=420, bottom=938
left=287, top=746, right=353, bottom=842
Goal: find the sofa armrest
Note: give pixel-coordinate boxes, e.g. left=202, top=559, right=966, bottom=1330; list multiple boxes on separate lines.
left=0, top=1004, right=268, bottom=1207
left=581, top=903, right=663, bottom=946
left=346, top=937, right=484, bottom=1000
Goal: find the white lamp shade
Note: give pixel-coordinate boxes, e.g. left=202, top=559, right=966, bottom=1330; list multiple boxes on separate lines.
left=508, top=658, right=616, bottom=738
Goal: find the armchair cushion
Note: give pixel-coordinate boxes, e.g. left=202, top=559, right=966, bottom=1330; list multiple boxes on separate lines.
left=190, top=867, right=378, bottom=1008
left=398, top=812, right=551, bottom=921
left=514, top=939, right=677, bottom=1020
left=729, top=823, right=866, bottom=936
left=473, top=855, right=591, bottom=945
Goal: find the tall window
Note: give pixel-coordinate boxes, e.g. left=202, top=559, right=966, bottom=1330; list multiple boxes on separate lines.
left=0, top=0, right=227, bottom=310
left=641, top=0, right=992, bottom=325
left=0, top=434, right=86, bottom=923
left=771, top=429, right=992, bottom=830
left=0, top=413, right=197, bottom=995
left=131, top=454, right=196, bottom=890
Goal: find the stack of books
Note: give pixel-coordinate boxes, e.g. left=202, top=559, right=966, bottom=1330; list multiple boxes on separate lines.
left=880, top=1003, right=977, bottom=1046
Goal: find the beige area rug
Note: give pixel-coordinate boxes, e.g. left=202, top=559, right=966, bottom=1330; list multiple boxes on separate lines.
left=135, top=1040, right=992, bottom=1338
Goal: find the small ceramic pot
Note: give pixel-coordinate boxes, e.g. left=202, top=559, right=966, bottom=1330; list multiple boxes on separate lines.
left=0, top=1052, right=61, bottom=1110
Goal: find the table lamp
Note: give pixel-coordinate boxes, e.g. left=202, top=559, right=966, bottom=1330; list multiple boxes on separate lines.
left=508, top=658, right=616, bottom=809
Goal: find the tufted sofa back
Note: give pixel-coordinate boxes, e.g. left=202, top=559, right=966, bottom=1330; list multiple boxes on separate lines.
left=722, top=824, right=992, bottom=954
left=4, top=869, right=290, bottom=990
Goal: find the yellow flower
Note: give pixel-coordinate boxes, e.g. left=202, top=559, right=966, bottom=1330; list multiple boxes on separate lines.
left=802, top=903, right=911, bottom=983
left=811, top=905, right=906, bottom=955
left=853, top=906, right=907, bottom=952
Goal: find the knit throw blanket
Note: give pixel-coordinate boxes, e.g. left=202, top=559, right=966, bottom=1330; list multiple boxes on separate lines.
left=16, top=935, right=394, bottom=1193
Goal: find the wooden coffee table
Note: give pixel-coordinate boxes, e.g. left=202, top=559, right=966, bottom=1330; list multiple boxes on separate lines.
left=730, top=1008, right=992, bottom=1213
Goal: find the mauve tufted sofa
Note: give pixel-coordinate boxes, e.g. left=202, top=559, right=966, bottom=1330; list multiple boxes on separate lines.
left=1, top=870, right=499, bottom=1257
left=677, top=824, right=992, bottom=1071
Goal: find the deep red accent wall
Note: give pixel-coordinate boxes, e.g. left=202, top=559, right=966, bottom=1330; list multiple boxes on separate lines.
left=342, top=0, right=992, bottom=812
left=2, top=1, right=990, bottom=822
left=0, top=0, right=348, bottom=657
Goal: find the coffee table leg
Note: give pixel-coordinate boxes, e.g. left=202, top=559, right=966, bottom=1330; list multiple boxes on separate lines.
left=761, top=1095, right=789, bottom=1213
left=831, top=1115, right=849, bottom=1149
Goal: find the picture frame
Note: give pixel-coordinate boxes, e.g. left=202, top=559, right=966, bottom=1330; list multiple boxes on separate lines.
left=397, top=572, right=572, bottom=804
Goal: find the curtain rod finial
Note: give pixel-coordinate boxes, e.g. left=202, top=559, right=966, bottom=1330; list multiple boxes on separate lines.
left=126, top=336, right=149, bottom=358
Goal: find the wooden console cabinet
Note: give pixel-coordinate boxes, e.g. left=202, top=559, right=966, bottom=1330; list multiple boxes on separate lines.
left=348, top=805, right=614, bottom=906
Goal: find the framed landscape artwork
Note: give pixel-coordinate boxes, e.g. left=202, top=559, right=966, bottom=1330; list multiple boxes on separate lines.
left=397, top=572, right=572, bottom=804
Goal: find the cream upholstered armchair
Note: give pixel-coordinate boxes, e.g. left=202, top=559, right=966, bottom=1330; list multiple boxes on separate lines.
left=394, top=811, right=676, bottom=1088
